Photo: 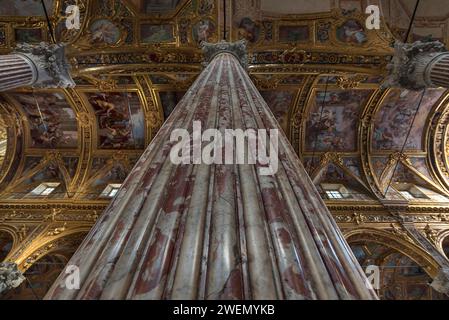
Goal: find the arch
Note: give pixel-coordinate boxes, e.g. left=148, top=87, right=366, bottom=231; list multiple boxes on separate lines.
left=1, top=229, right=89, bottom=299
left=345, top=228, right=440, bottom=277
left=19, top=228, right=89, bottom=272
left=439, top=232, right=449, bottom=260
left=0, top=98, right=23, bottom=190
left=0, top=229, right=14, bottom=262
left=1, top=252, right=70, bottom=300
left=346, top=229, right=448, bottom=300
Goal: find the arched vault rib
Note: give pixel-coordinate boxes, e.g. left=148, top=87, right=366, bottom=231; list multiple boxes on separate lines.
left=429, top=91, right=449, bottom=192
left=63, top=88, right=94, bottom=199
left=0, top=96, right=24, bottom=191
left=345, top=228, right=441, bottom=278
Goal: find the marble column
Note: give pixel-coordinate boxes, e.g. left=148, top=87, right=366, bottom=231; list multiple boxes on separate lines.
left=385, top=40, right=449, bottom=90
left=427, top=54, right=449, bottom=88
left=0, top=42, right=75, bottom=91
left=45, top=41, right=377, bottom=300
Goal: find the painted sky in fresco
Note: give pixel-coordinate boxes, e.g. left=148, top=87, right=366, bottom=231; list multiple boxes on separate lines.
left=0, top=0, right=54, bottom=16
left=87, top=92, right=145, bottom=149
left=12, top=92, right=78, bottom=149
left=372, top=89, right=444, bottom=152
left=261, top=91, right=295, bottom=133
left=306, top=90, right=373, bottom=152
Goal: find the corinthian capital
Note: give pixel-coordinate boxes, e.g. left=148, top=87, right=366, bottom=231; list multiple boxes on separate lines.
left=201, top=40, right=248, bottom=69
left=14, top=42, right=75, bottom=89
left=0, top=262, right=25, bottom=294
left=384, top=40, right=449, bottom=90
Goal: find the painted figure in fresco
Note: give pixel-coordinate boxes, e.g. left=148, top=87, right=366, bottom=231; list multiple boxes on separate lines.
left=194, top=20, right=215, bottom=43
left=142, top=25, right=173, bottom=43
left=91, top=94, right=131, bottom=148
left=238, top=17, right=260, bottom=43
left=90, top=20, right=121, bottom=45
left=15, top=94, right=76, bottom=148
left=307, top=91, right=371, bottom=152
left=337, top=20, right=367, bottom=44
left=100, top=124, right=133, bottom=149
left=89, top=93, right=144, bottom=149
left=93, top=98, right=117, bottom=118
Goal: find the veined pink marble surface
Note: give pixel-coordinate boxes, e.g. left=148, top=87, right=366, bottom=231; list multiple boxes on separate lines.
left=45, top=52, right=377, bottom=300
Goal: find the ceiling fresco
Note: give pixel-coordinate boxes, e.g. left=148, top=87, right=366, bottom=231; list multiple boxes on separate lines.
left=305, top=89, right=373, bottom=152
left=380, top=0, right=449, bottom=45
left=85, top=91, right=145, bottom=149
left=230, top=0, right=392, bottom=52
left=8, top=92, right=79, bottom=149
left=0, top=0, right=447, bottom=204
left=372, top=89, right=445, bottom=152
left=260, top=90, right=295, bottom=133
left=0, top=0, right=55, bottom=16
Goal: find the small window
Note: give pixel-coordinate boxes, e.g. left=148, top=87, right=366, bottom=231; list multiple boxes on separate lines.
left=395, top=184, right=429, bottom=200
left=101, top=184, right=122, bottom=198
left=326, top=190, right=344, bottom=200
left=400, top=190, right=415, bottom=200
left=30, top=183, right=60, bottom=197
left=321, top=183, right=351, bottom=200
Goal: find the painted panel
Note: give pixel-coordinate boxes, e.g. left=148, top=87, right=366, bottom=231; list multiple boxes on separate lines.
left=306, top=90, right=372, bottom=152
left=12, top=92, right=78, bottom=149
left=260, top=91, right=295, bottom=133
left=0, top=0, right=54, bottom=16
left=87, top=92, right=145, bottom=149
left=372, top=89, right=444, bottom=151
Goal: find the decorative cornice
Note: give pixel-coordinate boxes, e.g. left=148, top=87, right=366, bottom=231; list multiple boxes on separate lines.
left=0, top=202, right=108, bottom=211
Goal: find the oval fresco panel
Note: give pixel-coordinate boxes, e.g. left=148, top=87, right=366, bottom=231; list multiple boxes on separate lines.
left=89, top=19, right=122, bottom=45
left=336, top=19, right=367, bottom=45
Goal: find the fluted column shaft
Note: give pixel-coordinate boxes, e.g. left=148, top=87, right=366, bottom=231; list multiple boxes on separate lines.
left=0, top=54, right=36, bottom=91
left=385, top=41, right=449, bottom=90
left=45, top=44, right=377, bottom=300
left=0, top=43, right=74, bottom=92
left=427, top=53, right=449, bottom=88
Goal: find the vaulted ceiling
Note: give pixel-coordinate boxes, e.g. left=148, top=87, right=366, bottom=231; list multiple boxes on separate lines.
left=0, top=0, right=448, bottom=209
